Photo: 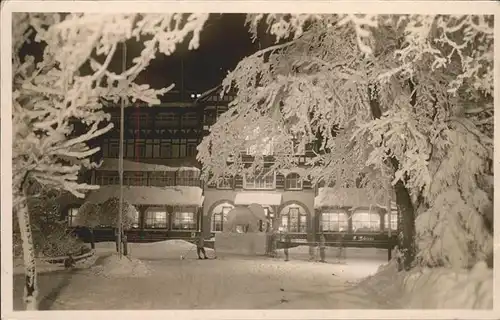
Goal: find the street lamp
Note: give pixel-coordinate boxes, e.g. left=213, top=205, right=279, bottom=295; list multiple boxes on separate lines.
left=117, top=41, right=127, bottom=259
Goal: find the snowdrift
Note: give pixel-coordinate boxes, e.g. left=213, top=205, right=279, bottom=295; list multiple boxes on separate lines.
left=91, top=254, right=152, bottom=278
left=356, top=260, right=493, bottom=309
left=401, top=261, right=492, bottom=308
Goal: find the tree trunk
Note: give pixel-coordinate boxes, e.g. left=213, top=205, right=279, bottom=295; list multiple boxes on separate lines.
left=89, top=227, right=95, bottom=250
left=368, top=85, right=417, bottom=270
left=114, top=228, right=119, bottom=252
left=392, top=177, right=417, bottom=270
left=122, top=233, right=128, bottom=256
left=15, top=189, right=38, bottom=310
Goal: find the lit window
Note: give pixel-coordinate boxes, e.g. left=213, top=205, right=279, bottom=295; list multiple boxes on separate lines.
left=352, top=210, right=381, bottom=232
left=320, top=211, right=349, bottom=232
left=384, top=212, right=398, bottom=231
left=280, top=205, right=307, bottom=233
left=211, top=204, right=233, bottom=232
left=68, top=207, right=80, bottom=227
left=144, top=208, right=168, bottom=229
left=172, top=208, right=197, bottom=231
left=285, top=173, right=303, bottom=190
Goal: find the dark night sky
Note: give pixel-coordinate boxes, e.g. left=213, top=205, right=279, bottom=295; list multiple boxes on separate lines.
left=21, top=13, right=275, bottom=99
left=117, top=13, right=271, bottom=96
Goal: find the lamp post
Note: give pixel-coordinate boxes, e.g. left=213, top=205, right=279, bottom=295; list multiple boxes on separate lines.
left=117, top=41, right=127, bottom=259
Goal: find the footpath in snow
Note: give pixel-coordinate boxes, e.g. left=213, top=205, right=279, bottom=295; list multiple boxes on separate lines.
left=12, top=240, right=493, bottom=310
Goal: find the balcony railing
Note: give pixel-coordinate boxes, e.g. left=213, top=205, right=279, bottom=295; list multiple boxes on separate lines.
left=94, top=171, right=203, bottom=188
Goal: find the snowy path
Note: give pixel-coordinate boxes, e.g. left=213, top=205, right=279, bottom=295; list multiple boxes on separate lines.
left=13, top=242, right=395, bottom=310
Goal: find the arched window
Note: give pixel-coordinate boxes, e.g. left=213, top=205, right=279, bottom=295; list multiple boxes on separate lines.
left=352, top=209, right=381, bottom=232
left=280, top=204, right=307, bottom=233
left=320, top=210, right=349, bottom=232
left=211, top=202, right=234, bottom=232
left=285, top=173, right=302, bottom=190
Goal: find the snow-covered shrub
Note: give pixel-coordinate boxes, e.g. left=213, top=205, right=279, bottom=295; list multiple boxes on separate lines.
left=97, top=197, right=139, bottom=230
left=77, top=202, right=101, bottom=228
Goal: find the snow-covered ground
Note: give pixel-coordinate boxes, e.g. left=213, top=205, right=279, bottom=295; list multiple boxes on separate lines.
left=12, top=240, right=492, bottom=310
left=13, top=240, right=390, bottom=310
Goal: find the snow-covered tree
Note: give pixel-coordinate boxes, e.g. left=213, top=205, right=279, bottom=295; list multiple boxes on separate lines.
left=12, top=13, right=209, bottom=310
left=197, top=14, right=493, bottom=271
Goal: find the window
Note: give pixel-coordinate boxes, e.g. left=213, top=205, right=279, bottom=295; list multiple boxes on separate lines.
left=217, top=177, right=233, bottom=189
left=280, top=206, right=307, bottom=233
left=187, top=143, right=198, bottom=157
left=126, top=140, right=135, bottom=158
left=172, top=209, right=197, bottom=230
left=108, top=139, right=119, bottom=158
left=320, top=211, right=349, bottom=232
left=352, top=210, right=381, bottom=232
left=243, top=170, right=275, bottom=190
left=144, top=208, right=168, bottom=229
left=124, top=172, right=148, bottom=186
left=96, top=171, right=119, bottom=185
left=129, top=112, right=149, bottom=127
left=285, top=173, right=303, bottom=190
left=68, top=207, right=80, bottom=227
left=135, top=139, right=146, bottom=158
left=156, top=112, right=178, bottom=127
left=181, top=112, right=198, bottom=126
left=204, top=110, right=216, bottom=126
left=129, top=208, right=140, bottom=229
left=160, top=140, right=172, bottom=158
left=211, top=204, right=233, bottom=232
left=145, top=140, right=154, bottom=158
left=178, top=139, right=187, bottom=158
left=384, top=212, right=398, bottom=231
left=110, top=113, right=120, bottom=125
left=149, top=171, right=175, bottom=187
left=176, top=170, right=199, bottom=186
left=216, top=106, right=228, bottom=119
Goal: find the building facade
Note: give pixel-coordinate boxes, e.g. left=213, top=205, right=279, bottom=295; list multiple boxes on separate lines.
left=66, top=87, right=398, bottom=244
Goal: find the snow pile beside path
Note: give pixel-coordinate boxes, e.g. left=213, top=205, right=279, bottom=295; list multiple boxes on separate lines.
left=402, top=261, right=493, bottom=309
left=130, top=240, right=214, bottom=260
left=353, top=260, right=404, bottom=307
left=353, top=260, right=493, bottom=309
left=91, top=254, right=151, bottom=278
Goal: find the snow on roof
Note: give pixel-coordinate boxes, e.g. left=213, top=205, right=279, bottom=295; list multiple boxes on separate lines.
left=234, top=192, right=282, bottom=206
left=86, top=186, right=204, bottom=207
left=96, top=158, right=200, bottom=172
left=314, top=187, right=382, bottom=209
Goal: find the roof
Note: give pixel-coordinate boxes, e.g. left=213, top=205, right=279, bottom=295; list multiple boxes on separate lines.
left=96, top=158, right=200, bottom=172
left=85, top=186, right=204, bottom=207
left=315, top=187, right=382, bottom=209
